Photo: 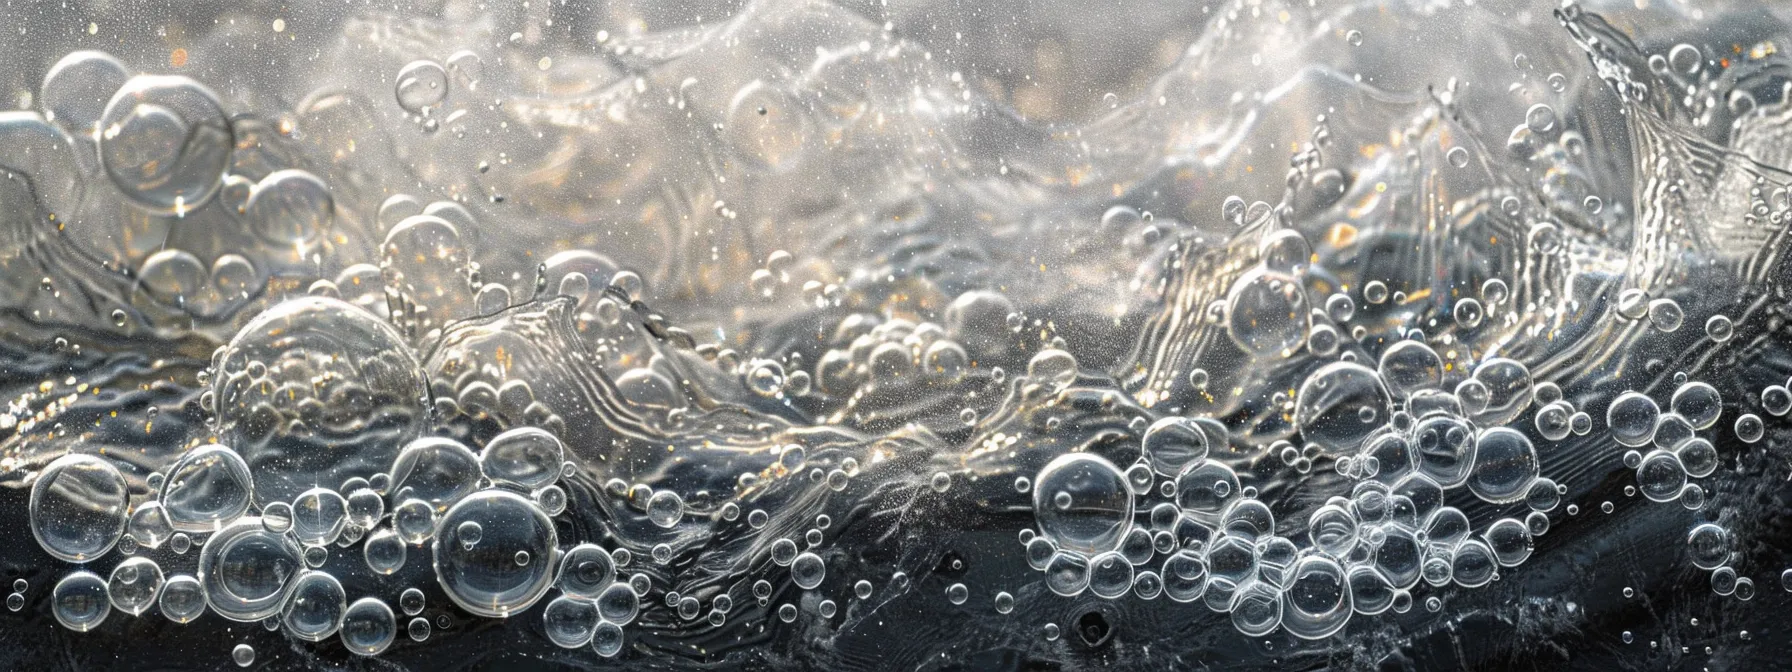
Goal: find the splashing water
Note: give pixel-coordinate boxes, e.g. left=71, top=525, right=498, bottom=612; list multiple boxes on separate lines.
left=2, top=0, right=1792, bottom=669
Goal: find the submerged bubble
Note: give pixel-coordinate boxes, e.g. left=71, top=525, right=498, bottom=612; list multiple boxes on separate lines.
left=596, top=581, right=640, bottom=625
left=1033, top=453, right=1134, bottom=554
left=107, top=557, right=164, bottom=616
left=480, top=427, right=565, bottom=491
left=1608, top=392, right=1661, bottom=448
left=292, top=487, right=348, bottom=547
left=214, top=297, right=428, bottom=508
left=158, top=575, right=206, bottom=623
left=282, top=571, right=347, bottom=642
left=30, top=454, right=128, bottom=563
left=1687, top=524, right=1731, bottom=570
left=161, top=444, right=254, bottom=533
left=390, top=437, right=483, bottom=511
left=1467, top=428, right=1539, bottom=504
left=433, top=490, right=557, bottom=618
left=53, top=571, right=110, bottom=632
left=394, top=60, right=449, bottom=113
left=40, top=50, right=131, bottom=136
left=543, top=595, right=600, bottom=648
left=341, top=597, right=397, bottom=656
left=646, top=490, right=685, bottom=528
left=97, top=75, right=232, bottom=215
left=199, top=517, right=303, bottom=622
left=1295, top=362, right=1392, bottom=454
left=1225, top=268, right=1309, bottom=357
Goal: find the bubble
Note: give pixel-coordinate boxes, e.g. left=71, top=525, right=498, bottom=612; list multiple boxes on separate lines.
left=161, top=444, right=254, bottom=533
left=97, top=75, right=232, bottom=215
left=596, top=581, right=640, bottom=625
left=1409, top=414, right=1473, bottom=487
left=945, top=582, right=970, bottom=605
left=393, top=498, right=438, bottom=544
left=1045, top=551, right=1091, bottom=597
left=481, top=427, right=565, bottom=491
left=1636, top=449, right=1689, bottom=502
left=395, top=60, right=449, bottom=113
left=1225, top=268, right=1309, bottom=357
left=1482, top=518, right=1532, bottom=567
left=646, top=490, right=685, bottom=528
left=1686, top=524, right=1731, bottom=570
left=107, top=557, right=164, bottom=616
left=433, top=490, right=557, bottom=618
left=1342, top=563, right=1395, bottom=616
left=1133, top=416, right=1213, bottom=477
left=725, top=81, right=813, bottom=171
left=341, top=597, right=396, bottom=656
left=1668, top=43, right=1702, bottom=75
left=1711, top=566, right=1738, bottom=596
left=1084, top=551, right=1132, bottom=599
left=280, top=571, right=347, bottom=642
left=544, top=595, right=600, bottom=648
left=791, top=552, right=827, bottom=590
left=1295, top=362, right=1392, bottom=454
left=292, top=487, right=348, bottom=547
left=746, top=358, right=785, bottom=393
left=362, top=527, right=407, bottom=575
left=215, top=297, right=428, bottom=507
left=199, top=517, right=302, bottom=622
left=1534, top=401, right=1573, bottom=441
left=30, top=453, right=128, bottom=562
left=1175, top=460, right=1239, bottom=520
left=553, top=543, right=616, bottom=600
left=1033, top=453, right=1134, bottom=554
left=40, top=50, right=131, bottom=137
left=1345, top=29, right=1363, bottom=46
left=1765, top=385, right=1792, bottom=416
left=1027, top=348, right=1079, bottom=391
left=1446, top=146, right=1470, bottom=168
left=1669, top=382, right=1722, bottom=430
left=390, top=437, right=483, bottom=511
left=1607, top=392, right=1661, bottom=448
left=1705, top=315, right=1734, bottom=342
left=1467, top=428, right=1539, bottom=504
left=231, top=643, right=255, bottom=667
left=592, top=619, right=625, bottom=657
left=242, top=169, right=335, bottom=246
left=1282, top=555, right=1352, bottom=639
left=155, top=574, right=205, bottom=624
left=1524, top=104, right=1558, bottom=133
left=1231, top=580, right=1283, bottom=636
left=52, top=571, right=110, bottom=632
left=1307, top=324, right=1341, bottom=356
left=1735, top=413, right=1765, bottom=443
left=1469, top=358, right=1534, bottom=426
left=1647, top=299, right=1684, bottom=332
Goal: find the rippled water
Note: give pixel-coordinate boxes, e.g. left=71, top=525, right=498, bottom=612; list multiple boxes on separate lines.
left=2, top=0, right=1792, bottom=669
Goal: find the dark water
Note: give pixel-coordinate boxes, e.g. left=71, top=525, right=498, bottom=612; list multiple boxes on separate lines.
left=0, top=0, right=1791, bottom=669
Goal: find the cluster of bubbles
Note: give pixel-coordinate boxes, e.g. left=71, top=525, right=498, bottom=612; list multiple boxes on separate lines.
left=33, top=376, right=642, bottom=658
left=5, top=0, right=1792, bottom=667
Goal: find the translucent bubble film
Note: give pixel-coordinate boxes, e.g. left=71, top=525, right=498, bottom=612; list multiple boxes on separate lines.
left=0, top=0, right=1790, bottom=669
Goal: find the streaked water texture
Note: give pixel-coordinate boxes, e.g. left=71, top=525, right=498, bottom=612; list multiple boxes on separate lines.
left=1, top=0, right=1792, bottom=670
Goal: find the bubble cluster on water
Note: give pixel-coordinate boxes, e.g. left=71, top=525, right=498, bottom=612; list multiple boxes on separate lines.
left=1, top=0, right=1791, bottom=668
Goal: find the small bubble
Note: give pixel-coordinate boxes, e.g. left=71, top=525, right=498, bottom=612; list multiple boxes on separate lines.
left=1446, top=147, right=1471, bottom=168
left=232, top=644, right=254, bottom=667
